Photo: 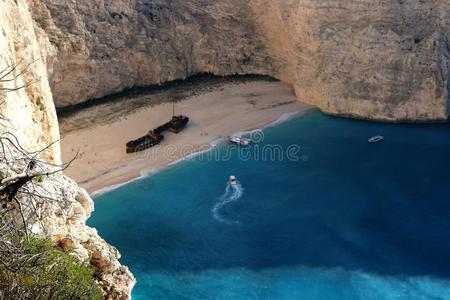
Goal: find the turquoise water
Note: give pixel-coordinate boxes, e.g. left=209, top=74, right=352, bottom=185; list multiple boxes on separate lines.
left=88, top=111, right=450, bottom=299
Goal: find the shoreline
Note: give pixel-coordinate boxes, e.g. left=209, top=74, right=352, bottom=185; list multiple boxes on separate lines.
left=61, top=80, right=313, bottom=195
left=90, top=110, right=309, bottom=198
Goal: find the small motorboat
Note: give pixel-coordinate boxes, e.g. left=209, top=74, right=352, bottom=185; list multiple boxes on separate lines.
left=228, top=175, right=238, bottom=186
left=368, top=135, right=384, bottom=143
left=229, top=136, right=251, bottom=146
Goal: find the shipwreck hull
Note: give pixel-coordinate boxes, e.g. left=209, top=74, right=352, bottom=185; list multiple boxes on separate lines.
left=125, top=115, right=189, bottom=153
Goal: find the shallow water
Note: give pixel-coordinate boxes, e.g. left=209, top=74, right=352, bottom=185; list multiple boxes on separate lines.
left=89, top=111, right=450, bottom=299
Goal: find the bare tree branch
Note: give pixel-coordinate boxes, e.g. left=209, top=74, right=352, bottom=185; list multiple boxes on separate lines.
left=0, top=59, right=84, bottom=293
left=0, top=59, right=38, bottom=85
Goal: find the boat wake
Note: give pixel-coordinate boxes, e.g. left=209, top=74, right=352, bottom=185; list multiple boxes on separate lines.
left=212, top=183, right=244, bottom=225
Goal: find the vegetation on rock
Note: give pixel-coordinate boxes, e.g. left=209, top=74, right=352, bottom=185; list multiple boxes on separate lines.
left=0, top=235, right=103, bottom=300
left=0, top=60, right=104, bottom=299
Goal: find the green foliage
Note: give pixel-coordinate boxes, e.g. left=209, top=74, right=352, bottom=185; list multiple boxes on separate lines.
left=0, top=236, right=103, bottom=300
left=32, top=174, right=44, bottom=183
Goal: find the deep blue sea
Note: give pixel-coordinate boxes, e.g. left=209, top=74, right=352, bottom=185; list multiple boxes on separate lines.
left=88, top=110, right=450, bottom=300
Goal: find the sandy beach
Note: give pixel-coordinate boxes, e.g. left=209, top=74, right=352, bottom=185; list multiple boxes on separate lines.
left=60, top=79, right=312, bottom=194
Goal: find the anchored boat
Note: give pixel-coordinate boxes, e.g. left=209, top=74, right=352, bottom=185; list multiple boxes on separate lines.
left=229, top=136, right=251, bottom=146
left=368, top=135, right=384, bottom=143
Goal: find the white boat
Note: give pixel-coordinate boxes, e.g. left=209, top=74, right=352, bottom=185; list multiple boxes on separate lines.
left=368, top=135, right=384, bottom=143
left=229, top=136, right=251, bottom=146
left=228, top=175, right=238, bottom=186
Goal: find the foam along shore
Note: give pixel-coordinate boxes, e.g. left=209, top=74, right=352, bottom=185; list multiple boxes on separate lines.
left=60, top=80, right=313, bottom=194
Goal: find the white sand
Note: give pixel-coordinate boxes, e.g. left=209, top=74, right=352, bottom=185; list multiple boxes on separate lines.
left=61, top=81, right=312, bottom=194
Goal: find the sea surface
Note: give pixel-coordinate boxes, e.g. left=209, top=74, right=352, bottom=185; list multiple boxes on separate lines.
left=88, top=111, right=450, bottom=300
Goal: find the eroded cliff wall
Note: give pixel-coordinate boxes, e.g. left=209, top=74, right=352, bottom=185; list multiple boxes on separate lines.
left=0, top=1, right=135, bottom=298
left=28, top=0, right=275, bottom=107
left=252, top=0, right=450, bottom=121
left=0, top=0, right=60, bottom=162
left=2, top=1, right=448, bottom=298
left=28, top=0, right=450, bottom=122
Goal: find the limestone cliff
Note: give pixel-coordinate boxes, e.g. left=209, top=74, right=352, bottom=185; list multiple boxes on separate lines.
left=0, top=0, right=135, bottom=298
left=252, top=0, right=450, bottom=122
left=0, top=0, right=59, bottom=163
left=28, top=0, right=274, bottom=107
left=2, top=0, right=448, bottom=298
left=28, top=0, right=450, bottom=121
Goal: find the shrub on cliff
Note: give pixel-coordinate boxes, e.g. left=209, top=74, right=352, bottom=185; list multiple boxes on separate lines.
left=0, top=235, right=103, bottom=300
left=0, top=60, right=105, bottom=299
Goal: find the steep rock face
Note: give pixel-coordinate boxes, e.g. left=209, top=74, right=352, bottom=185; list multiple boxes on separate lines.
left=29, top=0, right=450, bottom=121
left=28, top=0, right=275, bottom=108
left=0, top=1, right=135, bottom=298
left=0, top=0, right=60, bottom=162
left=36, top=178, right=135, bottom=300
left=252, top=0, right=450, bottom=121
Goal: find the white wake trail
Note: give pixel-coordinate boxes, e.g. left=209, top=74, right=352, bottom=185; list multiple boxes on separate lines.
left=212, top=183, right=244, bottom=225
